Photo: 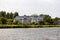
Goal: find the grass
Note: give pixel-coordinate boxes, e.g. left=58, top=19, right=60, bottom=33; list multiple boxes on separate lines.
left=0, top=24, right=60, bottom=28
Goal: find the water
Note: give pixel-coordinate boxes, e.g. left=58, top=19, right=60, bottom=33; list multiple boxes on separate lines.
left=0, top=28, right=60, bottom=40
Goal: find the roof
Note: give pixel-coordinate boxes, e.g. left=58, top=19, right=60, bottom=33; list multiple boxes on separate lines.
left=15, top=16, right=44, bottom=19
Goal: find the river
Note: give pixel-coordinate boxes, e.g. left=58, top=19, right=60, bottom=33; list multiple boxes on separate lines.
left=0, top=28, right=60, bottom=40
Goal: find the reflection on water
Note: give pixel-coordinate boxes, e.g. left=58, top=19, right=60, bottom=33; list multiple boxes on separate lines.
left=0, top=28, right=60, bottom=40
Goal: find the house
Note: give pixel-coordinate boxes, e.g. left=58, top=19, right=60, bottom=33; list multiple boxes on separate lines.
left=14, top=15, right=44, bottom=24
left=56, top=20, right=60, bottom=24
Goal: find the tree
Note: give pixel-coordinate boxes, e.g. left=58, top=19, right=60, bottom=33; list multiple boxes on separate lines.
left=31, top=14, right=38, bottom=16
left=43, top=15, right=54, bottom=25
left=14, top=12, right=19, bottom=18
left=31, top=22, right=36, bottom=25
left=40, top=14, right=44, bottom=16
left=13, top=21, right=19, bottom=24
left=10, top=12, right=13, bottom=19
left=48, top=19, right=54, bottom=25
left=38, top=20, right=45, bottom=25
left=54, top=17, right=60, bottom=24
left=0, top=17, right=7, bottom=24
left=6, top=12, right=10, bottom=19
left=7, top=19, right=13, bottom=24
left=0, top=11, right=6, bottom=17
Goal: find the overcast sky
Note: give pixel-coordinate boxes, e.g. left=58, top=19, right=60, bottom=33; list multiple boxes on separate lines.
left=0, top=0, right=60, bottom=18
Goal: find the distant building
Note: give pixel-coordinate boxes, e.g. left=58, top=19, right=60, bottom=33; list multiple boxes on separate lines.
left=14, top=15, right=44, bottom=24
left=56, top=20, right=60, bottom=24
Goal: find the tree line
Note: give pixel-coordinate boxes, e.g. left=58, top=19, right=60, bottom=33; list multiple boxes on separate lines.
left=0, top=11, right=60, bottom=25
left=0, top=11, right=19, bottom=19
left=14, top=14, right=60, bottom=25
left=0, top=11, right=19, bottom=24
left=31, top=14, right=60, bottom=25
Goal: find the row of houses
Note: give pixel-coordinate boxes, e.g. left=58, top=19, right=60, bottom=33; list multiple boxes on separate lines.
left=14, top=15, right=60, bottom=24
left=14, top=15, right=44, bottom=24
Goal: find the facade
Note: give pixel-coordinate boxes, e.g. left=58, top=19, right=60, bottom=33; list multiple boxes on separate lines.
left=14, top=15, right=44, bottom=24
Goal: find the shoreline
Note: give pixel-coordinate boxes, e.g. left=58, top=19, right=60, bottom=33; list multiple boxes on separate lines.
left=0, top=25, right=60, bottom=28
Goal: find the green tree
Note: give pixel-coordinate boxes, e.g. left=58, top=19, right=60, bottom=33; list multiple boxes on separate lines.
left=40, top=14, right=44, bottom=16
left=48, top=19, right=54, bottom=25
left=6, top=12, right=10, bottom=19
left=43, top=15, right=53, bottom=25
left=7, top=19, right=13, bottom=24
left=31, top=22, right=36, bottom=25
left=13, top=21, right=19, bottom=24
left=10, top=12, right=13, bottom=19
left=0, top=11, right=6, bottom=17
left=14, top=12, right=19, bottom=18
left=0, top=17, right=7, bottom=24
left=54, top=17, right=60, bottom=24
left=38, top=20, right=45, bottom=25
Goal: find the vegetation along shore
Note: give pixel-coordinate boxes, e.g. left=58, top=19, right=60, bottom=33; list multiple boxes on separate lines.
left=0, top=11, right=60, bottom=28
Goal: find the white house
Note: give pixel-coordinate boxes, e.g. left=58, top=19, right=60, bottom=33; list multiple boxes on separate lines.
left=14, top=15, right=44, bottom=24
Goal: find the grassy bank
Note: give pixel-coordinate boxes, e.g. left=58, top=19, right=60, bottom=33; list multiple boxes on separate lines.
left=0, top=25, right=60, bottom=28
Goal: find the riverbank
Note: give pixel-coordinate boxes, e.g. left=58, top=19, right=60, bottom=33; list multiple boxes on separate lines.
left=0, top=25, right=60, bottom=28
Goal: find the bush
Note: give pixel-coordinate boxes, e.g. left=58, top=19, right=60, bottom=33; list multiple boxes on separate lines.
left=7, top=19, right=13, bottom=24
left=0, top=17, right=7, bottom=24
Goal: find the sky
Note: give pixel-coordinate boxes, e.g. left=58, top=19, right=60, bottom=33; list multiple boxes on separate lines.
left=0, top=0, right=60, bottom=18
